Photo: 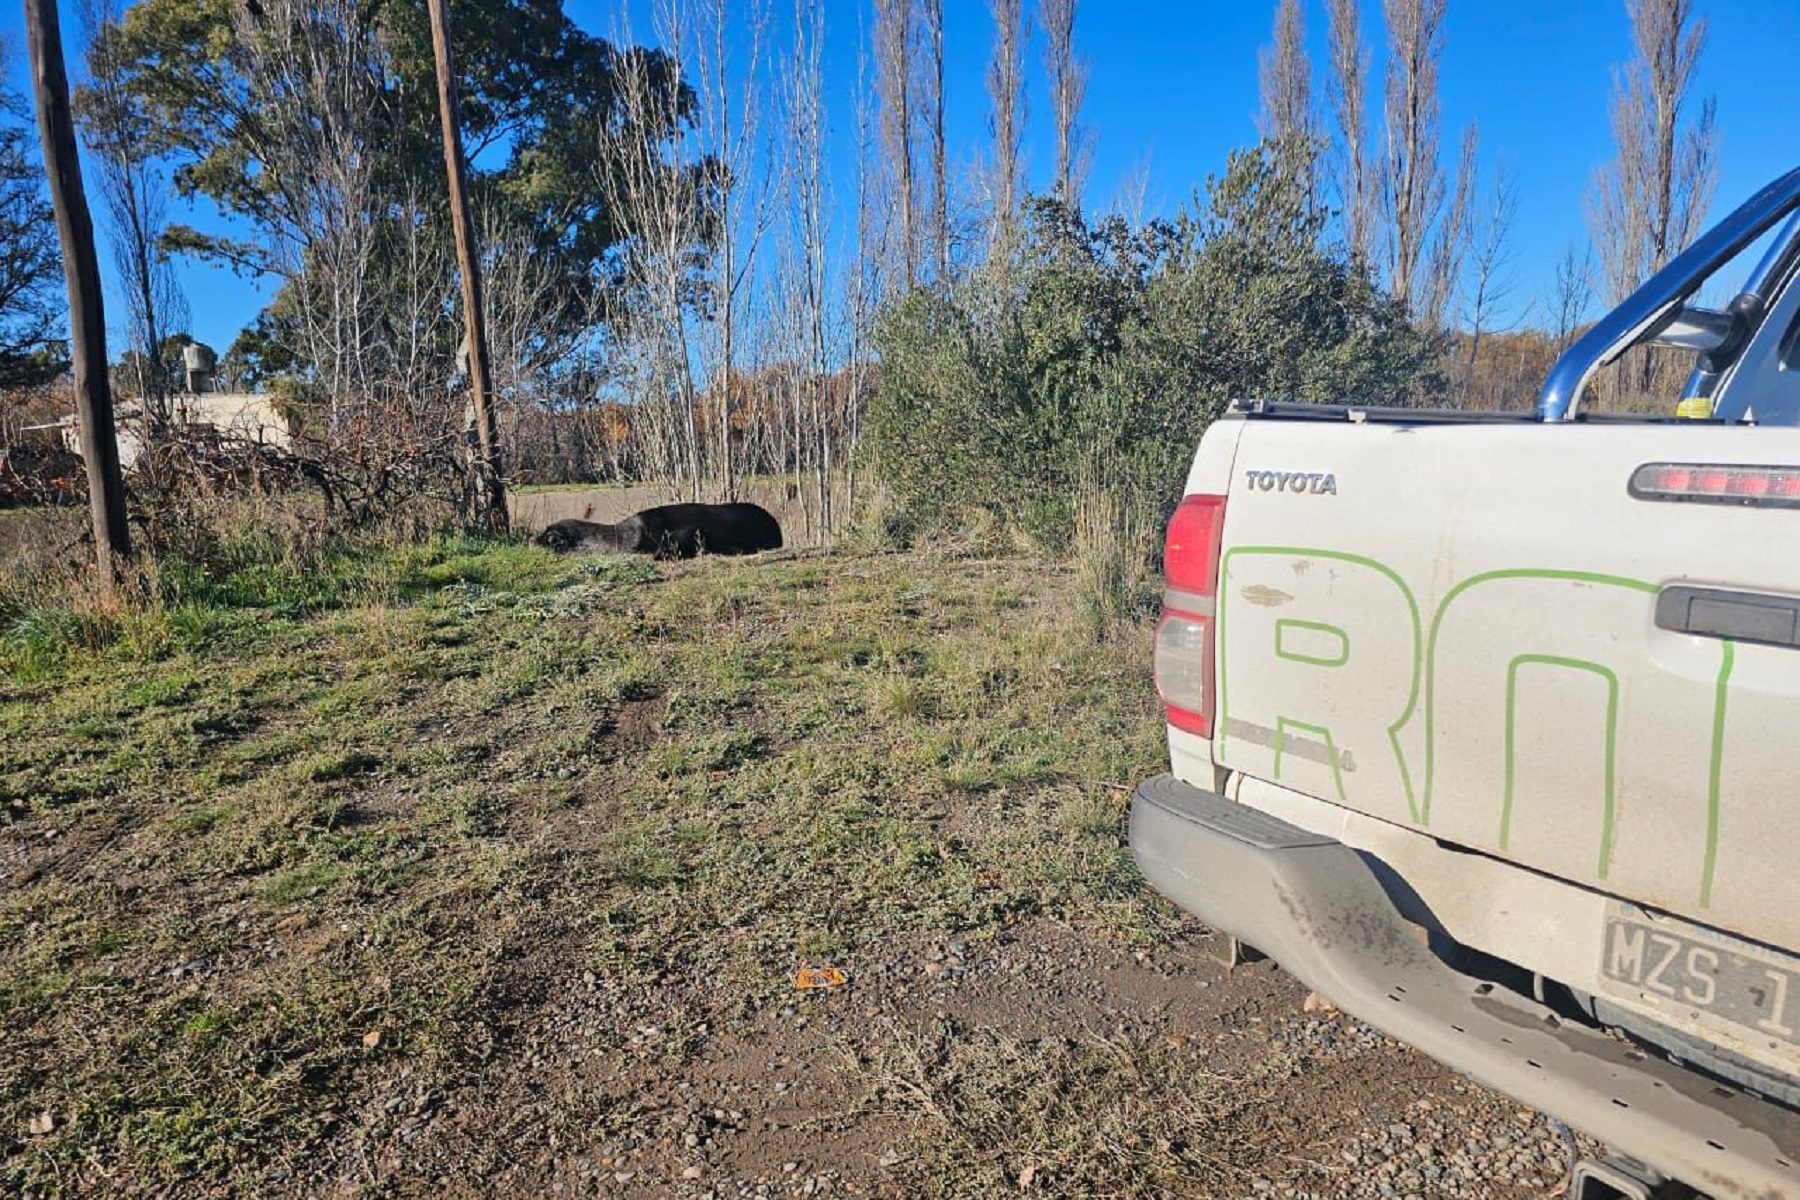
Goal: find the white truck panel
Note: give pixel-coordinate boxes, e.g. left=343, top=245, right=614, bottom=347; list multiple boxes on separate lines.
left=1210, top=420, right=1800, bottom=952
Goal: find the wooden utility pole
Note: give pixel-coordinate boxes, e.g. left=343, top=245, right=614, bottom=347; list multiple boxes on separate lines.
left=24, top=0, right=132, bottom=584
left=426, top=0, right=507, bottom=532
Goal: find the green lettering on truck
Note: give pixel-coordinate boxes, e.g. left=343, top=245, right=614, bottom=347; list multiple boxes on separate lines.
left=1217, top=551, right=1738, bottom=907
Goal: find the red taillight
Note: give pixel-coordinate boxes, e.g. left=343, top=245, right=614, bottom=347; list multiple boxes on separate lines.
left=1163, top=493, right=1227, bottom=594
left=1632, top=462, right=1800, bottom=507
left=1156, top=494, right=1226, bottom=737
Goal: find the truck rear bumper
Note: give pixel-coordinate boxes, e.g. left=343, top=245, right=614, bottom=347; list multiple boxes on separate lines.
left=1130, top=773, right=1800, bottom=1200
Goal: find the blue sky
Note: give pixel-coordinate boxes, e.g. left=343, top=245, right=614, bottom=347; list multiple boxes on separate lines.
left=4, top=0, right=1796, bottom=354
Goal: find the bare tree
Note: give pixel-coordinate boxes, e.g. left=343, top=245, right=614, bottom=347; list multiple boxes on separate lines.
left=78, top=0, right=188, bottom=422
left=1459, top=162, right=1518, bottom=404
left=1419, top=120, right=1477, bottom=328
left=79, top=0, right=505, bottom=525
left=480, top=208, right=570, bottom=459
left=1325, top=0, right=1373, bottom=263
left=1258, top=0, right=1314, bottom=146
left=226, top=0, right=388, bottom=410
left=1551, top=242, right=1595, bottom=353
left=1378, top=0, right=1447, bottom=315
left=1587, top=0, right=1716, bottom=304
left=695, top=0, right=779, bottom=500
left=921, top=0, right=948, bottom=287
left=773, top=0, right=833, bottom=536
left=844, top=29, right=886, bottom=525
left=1108, top=150, right=1154, bottom=224
left=1585, top=0, right=1716, bottom=398
left=390, top=184, right=455, bottom=411
left=986, top=0, right=1026, bottom=244
left=874, top=0, right=917, bottom=286
left=1040, top=0, right=1088, bottom=202
left=597, top=4, right=707, bottom=498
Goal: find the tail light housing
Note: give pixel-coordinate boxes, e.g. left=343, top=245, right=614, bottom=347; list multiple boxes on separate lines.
left=1155, top=494, right=1226, bottom=736
left=1630, top=462, right=1800, bottom=507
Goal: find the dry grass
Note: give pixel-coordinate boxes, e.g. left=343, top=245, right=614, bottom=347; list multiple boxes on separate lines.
left=866, top=1018, right=1272, bottom=1196
left=1071, top=464, right=1157, bottom=638
left=0, top=535, right=1183, bottom=1196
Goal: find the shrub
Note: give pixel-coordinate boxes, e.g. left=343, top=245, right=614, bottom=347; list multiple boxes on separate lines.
left=865, top=140, right=1439, bottom=556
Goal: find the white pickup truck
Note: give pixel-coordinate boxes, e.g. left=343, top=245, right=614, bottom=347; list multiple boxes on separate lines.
left=1133, top=169, right=1800, bottom=1200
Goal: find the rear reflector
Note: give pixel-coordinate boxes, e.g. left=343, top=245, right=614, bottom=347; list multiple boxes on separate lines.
left=1154, top=612, right=1214, bottom=736
left=1157, top=493, right=1227, bottom=737
left=1631, top=463, right=1800, bottom=508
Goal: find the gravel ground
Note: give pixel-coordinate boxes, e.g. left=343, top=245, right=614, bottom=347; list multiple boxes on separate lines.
left=1244, top=1012, right=1589, bottom=1199
left=348, top=922, right=1598, bottom=1199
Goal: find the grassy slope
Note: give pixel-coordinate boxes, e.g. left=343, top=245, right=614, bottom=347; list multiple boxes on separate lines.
left=1, top=541, right=1209, bottom=1196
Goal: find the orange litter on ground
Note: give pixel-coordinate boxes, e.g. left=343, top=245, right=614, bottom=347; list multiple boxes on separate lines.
left=793, top=967, right=848, bottom=989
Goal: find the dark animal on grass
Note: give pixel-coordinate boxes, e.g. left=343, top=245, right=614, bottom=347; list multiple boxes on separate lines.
left=536, top=502, right=783, bottom=559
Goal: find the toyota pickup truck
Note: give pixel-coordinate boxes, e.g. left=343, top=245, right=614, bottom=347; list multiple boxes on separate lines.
left=1133, top=168, right=1800, bottom=1200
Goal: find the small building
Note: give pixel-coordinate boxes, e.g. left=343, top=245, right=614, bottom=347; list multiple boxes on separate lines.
left=57, top=393, right=293, bottom=470
left=168, top=392, right=292, bottom=450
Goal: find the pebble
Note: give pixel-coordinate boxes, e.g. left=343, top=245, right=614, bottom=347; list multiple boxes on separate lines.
left=1266, top=1011, right=1590, bottom=1197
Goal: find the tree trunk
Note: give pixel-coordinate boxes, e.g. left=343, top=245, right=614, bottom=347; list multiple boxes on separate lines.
left=426, top=0, right=507, bottom=532
left=1326, top=0, right=1372, bottom=264
left=925, top=0, right=947, bottom=287
left=875, top=0, right=917, bottom=287
left=25, top=0, right=131, bottom=585
left=1041, top=0, right=1085, bottom=201
left=986, top=0, right=1024, bottom=244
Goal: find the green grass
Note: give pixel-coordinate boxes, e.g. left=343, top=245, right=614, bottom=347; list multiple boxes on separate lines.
left=0, top=537, right=1176, bottom=1196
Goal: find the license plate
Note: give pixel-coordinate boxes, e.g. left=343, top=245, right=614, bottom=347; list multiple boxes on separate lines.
left=1600, top=906, right=1800, bottom=1050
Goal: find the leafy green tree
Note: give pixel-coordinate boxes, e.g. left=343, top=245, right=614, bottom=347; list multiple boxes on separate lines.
left=0, top=112, right=64, bottom=387
left=221, top=312, right=302, bottom=393
left=101, top=0, right=700, bottom=385
left=108, top=0, right=688, bottom=266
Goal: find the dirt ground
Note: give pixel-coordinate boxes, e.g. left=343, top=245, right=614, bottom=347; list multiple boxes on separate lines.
left=348, top=917, right=1574, bottom=1200
left=1, top=543, right=1576, bottom=1198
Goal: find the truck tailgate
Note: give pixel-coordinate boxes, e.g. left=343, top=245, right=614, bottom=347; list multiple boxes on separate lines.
left=1211, top=419, right=1800, bottom=950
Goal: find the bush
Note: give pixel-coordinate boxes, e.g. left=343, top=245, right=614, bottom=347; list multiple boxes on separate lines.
left=865, top=140, right=1440, bottom=556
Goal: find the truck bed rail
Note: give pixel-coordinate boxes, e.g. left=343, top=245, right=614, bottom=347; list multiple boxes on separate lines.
left=1226, top=399, right=1734, bottom=425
